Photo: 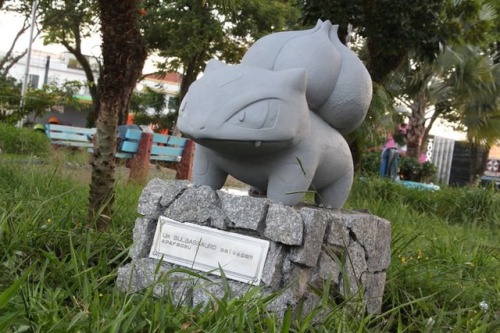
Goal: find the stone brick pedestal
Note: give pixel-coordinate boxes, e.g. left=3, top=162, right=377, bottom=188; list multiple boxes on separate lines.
left=117, top=179, right=391, bottom=316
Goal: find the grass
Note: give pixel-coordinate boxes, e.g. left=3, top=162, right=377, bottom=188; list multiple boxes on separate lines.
left=0, top=151, right=499, bottom=332
left=346, top=178, right=499, bottom=331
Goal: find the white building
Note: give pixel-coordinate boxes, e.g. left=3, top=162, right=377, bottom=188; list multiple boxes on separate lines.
left=2, top=49, right=181, bottom=127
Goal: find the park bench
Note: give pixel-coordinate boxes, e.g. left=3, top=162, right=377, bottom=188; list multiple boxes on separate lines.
left=45, top=124, right=193, bottom=182
left=45, top=124, right=96, bottom=148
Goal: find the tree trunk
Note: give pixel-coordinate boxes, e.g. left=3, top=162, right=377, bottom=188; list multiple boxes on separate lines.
left=0, top=20, right=30, bottom=78
left=172, top=59, right=198, bottom=136
left=406, top=92, right=427, bottom=159
left=86, top=91, right=101, bottom=127
left=469, top=139, right=478, bottom=184
left=88, top=0, right=147, bottom=230
left=468, top=139, right=488, bottom=185
left=61, top=34, right=102, bottom=128
left=179, top=63, right=198, bottom=106
left=479, top=145, right=490, bottom=177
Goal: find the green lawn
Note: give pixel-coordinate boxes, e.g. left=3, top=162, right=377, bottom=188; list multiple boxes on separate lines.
left=0, top=153, right=498, bottom=332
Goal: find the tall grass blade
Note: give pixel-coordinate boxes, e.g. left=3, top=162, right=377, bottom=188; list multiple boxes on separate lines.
left=0, top=270, right=30, bottom=309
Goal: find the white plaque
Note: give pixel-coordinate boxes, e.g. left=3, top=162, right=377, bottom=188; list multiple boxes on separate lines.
left=149, top=216, right=270, bottom=285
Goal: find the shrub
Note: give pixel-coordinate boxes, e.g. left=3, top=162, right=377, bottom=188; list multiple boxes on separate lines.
left=399, top=156, right=438, bottom=182
left=360, top=151, right=437, bottom=183
left=398, top=156, right=421, bottom=180
left=359, top=151, right=381, bottom=175
left=0, top=123, right=51, bottom=157
left=417, top=160, right=437, bottom=182
left=350, top=176, right=499, bottom=229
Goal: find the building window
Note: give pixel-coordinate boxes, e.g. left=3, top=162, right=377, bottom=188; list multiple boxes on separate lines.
left=167, top=95, right=179, bottom=113
left=29, top=74, right=39, bottom=89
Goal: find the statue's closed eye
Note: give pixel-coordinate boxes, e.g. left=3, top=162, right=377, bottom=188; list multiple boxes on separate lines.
left=227, top=99, right=279, bottom=129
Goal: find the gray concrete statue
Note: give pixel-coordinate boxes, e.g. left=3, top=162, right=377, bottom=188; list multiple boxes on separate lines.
left=177, top=20, right=372, bottom=208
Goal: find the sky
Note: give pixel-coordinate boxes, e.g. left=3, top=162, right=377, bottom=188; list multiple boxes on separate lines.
left=0, top=10, right=160, bottom=72
left=0, top=11, right=100, bottom=56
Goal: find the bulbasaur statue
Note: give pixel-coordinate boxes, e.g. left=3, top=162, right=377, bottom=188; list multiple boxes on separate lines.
left=177, top=20, right=372, bottom=209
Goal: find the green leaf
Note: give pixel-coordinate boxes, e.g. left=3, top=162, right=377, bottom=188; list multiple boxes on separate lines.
left=0, top=269, right=30, bottom=309
left=0, top=312, right=20, bottom=331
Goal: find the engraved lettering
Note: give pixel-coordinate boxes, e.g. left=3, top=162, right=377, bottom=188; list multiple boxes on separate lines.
left=173, top=235, right=217, bottom=250
left=218, top=247, right=254, bottom=260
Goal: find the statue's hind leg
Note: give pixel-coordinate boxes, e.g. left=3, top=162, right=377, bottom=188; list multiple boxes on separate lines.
left=315, top=171, right=353, bottom=209
left=267, top=162, right=314, bottom=206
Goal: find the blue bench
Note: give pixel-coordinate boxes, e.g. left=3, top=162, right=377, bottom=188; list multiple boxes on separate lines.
left=45, top=124, right=187, bottom=162
left=45, top=124, right=193, bottom=181
left=45, top=124, right=96, bottom=148
left=117, top=129, right=187, bottom=162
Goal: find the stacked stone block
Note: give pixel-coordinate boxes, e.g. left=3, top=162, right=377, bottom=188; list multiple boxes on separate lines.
left=117, top=179, right=391, bottom=315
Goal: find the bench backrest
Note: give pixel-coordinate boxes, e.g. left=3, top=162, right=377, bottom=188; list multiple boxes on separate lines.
left=119, top=129, right=188, bottom=162
left=46, top=125, right=187, bottom=162
left=46, top=124, right=96, bottom=148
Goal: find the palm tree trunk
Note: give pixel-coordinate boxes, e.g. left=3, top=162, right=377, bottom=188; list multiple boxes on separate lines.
left=406, top=92, right=427, bottom=159
left=88, top=0, right=147, bottom=230
left=469, top=139, right=478, bottom=184
left=469, top=139, right=489, bottom=184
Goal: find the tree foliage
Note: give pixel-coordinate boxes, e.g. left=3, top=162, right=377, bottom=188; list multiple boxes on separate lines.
left=301, top=0, right=500, bottom=175
left=130, top=86, right=176, bottom=132
left=38, top=0, right=102, bottom=126
left=450, top=46, right=500, bottom=181
left=300, top=0, right=447, bottom=83
left=385, top=0, right=499, bottom=160
left=301, top=0, right=498, bottom=81
left=0, top=75, right=84, bottom=124
left=141, top=0, right=300, bottom=118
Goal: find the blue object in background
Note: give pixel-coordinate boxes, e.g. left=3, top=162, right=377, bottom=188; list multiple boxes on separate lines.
left=380, top=147, right=440, bottom=191
left=380, top=147, right=400, bottom=180
left=398, top=180, right=440, bottom=191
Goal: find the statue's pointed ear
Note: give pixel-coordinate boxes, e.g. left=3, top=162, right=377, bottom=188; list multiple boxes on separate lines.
left=205, top=59, right=227, bottom=73
left=312, top=19, right=323, bottom=31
